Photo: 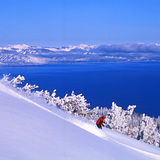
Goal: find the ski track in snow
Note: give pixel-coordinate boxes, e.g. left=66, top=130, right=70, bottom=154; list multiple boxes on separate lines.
left=0, top=82, right=160, bottom=160
left=111, top=139, right=160, bottom=160
left=69, top=119, right=160, bottom=160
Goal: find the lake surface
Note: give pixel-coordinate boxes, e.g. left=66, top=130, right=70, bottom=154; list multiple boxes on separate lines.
left=0, top=62, right=160, bottom=117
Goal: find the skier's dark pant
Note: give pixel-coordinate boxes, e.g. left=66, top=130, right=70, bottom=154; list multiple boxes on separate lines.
left=96, top=123, right=102, bottom=129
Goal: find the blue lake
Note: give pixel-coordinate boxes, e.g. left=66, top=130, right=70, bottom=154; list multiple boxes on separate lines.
left=0, top=62, right=160, bottom=117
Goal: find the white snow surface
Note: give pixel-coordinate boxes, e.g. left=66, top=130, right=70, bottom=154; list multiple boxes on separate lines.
left=0, top=83, right=160, bottom=160
left=4, top=44, right=30, bottom=50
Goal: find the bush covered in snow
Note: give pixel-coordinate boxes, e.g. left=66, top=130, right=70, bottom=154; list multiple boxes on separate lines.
left=1, top=74, right=160, bottom=147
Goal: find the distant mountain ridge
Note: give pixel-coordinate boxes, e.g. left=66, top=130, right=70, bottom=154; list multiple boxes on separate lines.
left=0, top=43, right=160, bottom=65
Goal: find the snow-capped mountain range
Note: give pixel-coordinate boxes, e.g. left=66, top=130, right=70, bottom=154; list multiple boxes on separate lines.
left=0, top=43, right=160, bottom=65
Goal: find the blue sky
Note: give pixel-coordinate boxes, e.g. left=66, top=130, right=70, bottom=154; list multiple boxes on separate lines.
left=0, top=0, right=160, bottom=47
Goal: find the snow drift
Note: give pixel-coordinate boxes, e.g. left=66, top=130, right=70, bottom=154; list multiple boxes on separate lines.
left=0, top=82, right=160, bottom=160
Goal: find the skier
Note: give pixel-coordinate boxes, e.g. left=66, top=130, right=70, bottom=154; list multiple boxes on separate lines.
left=96, top=116, right=105, bottom=129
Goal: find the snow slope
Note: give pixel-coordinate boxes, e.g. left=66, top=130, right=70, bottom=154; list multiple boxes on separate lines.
left=0, top=83, right=160, bottom=160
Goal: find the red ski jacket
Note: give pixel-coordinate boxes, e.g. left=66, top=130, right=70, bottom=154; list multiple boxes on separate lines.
left=96, top=116, right=105, bottom=125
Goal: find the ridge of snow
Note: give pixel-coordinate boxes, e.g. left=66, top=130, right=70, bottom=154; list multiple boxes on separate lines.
left=56, top=44, right=97, bottom=52
left=0, top=44, right=30, bottom=53
left=7, top=44, right=30, bottom=50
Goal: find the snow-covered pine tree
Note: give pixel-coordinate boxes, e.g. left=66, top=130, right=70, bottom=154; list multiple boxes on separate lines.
left=22, top=83, right=39, bottom=94
left=35, top=90, right=51, bottom=103
left=60, top=91, right=90, bottom=117
left=123, top=105, right=136, bottom=135
left=104, top=103, right=136, bottom=134
left=1, top=74, right=11, bottom=84
left=139, top=114, right=160, bottom=146
left=87, top=106, right=100, bottom=121
left=1, top=74, right=25, bottom=87
left=156, top=116, right=160, bottom=132
left=130, top=113, right=142, bottom=139
left=10, top=75, right=25, bottom=87
left=48, top=89, right=61, bottom=107
left=105, top=102, right=124, bottom=132
left=43, top=90, right=51, bottom=103
left=35, top=90, right=44, bottom=98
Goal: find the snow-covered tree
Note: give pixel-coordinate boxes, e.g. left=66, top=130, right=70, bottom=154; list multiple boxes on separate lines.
left=156, top=116, right=160, bottom=132
left=88, top=106, right=109, bottom=122
left=1, top=74, right=25, bottom=87
left=123, top=105, right=136, bottom=135
left=48, top=89, right=61, bottom=107
left=130, top=113, right=142, bottom=139
left=139, top=114, right=160, bottom=147
left=35, top=90, right=44, bottom=98
left=60, top=91, right=90, bottom=117
left=22, top=83, right=39, bottom=94
left=104, top=102, right=123, bottom=132
left=104, top=102, right=136, bottom=134
left=42, top=90, right=51, bottom=103
left=1, top=74, right=11, bottom=84
left=34, top=89, right=61, bottom=107
left=11, top=75, right=25, bottom=87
